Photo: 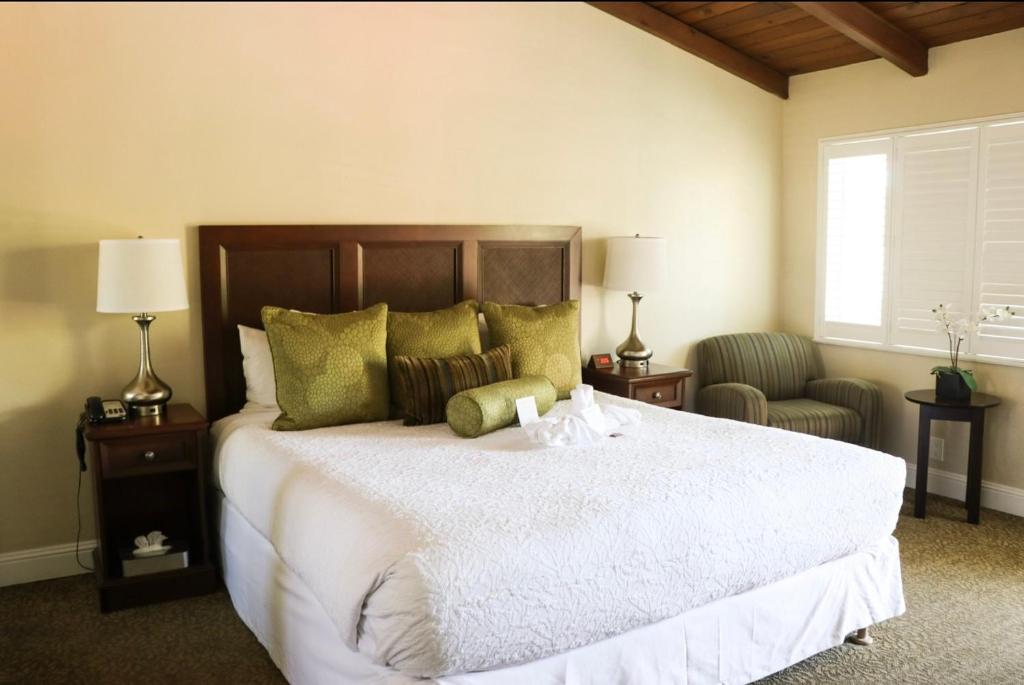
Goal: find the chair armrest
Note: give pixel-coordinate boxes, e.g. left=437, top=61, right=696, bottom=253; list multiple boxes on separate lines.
left=696, top=383, right=768, bottom=425
left=805, top=378, right=882, bottom=449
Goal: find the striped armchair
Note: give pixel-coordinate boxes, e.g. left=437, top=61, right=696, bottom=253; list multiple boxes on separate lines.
left=696, top=332, right=882, bottom=449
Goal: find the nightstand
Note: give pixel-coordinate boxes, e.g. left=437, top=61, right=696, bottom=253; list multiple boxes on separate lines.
left=83, top=403, right=217, bottom=612
left=582, top=363, right=693, bottom=410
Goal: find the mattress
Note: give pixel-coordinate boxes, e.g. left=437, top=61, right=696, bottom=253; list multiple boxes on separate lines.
left=212, top=393, right=905, bottom=679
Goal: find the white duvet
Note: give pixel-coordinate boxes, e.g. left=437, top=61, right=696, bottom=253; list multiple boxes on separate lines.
left=213, top=393, right=905, bottom=679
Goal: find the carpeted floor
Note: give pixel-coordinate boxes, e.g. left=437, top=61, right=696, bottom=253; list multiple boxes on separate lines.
left=762, top=493, right=1024, bottom=684
left=2, top=492, right=1023, bottom=684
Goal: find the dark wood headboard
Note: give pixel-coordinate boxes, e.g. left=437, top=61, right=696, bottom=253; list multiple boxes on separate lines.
left=198, top=225, right=582, bottom=420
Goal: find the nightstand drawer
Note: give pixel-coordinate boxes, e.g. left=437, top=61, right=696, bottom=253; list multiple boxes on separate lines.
left=631, top=379, right=680, bottom=405
left=100, top=433, right=195, bottom=478
left=582, top=363, right=691, bottom=411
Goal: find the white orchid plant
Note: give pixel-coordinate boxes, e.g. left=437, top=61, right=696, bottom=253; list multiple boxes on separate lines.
left=931, top=303, right=1016, bottom=390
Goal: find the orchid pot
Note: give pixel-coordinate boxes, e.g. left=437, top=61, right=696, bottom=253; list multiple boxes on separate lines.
left=929, top=303, right=1015, bottom=403
left=931, top=367, right=973, bottom=402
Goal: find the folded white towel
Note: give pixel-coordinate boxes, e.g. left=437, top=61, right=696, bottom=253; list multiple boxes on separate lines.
left=523, top=384, right=642, bottom=447
left=570, top=384, right=595, bottom=413
left=524, top=414, right=602, bottom=447
left=603, top=404, right=642, bottom=432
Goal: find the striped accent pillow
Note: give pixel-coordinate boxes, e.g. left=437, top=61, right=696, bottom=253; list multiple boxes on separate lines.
left=393, top=345, right=514, bottom=426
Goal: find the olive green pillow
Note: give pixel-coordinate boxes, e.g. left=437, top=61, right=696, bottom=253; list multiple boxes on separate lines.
left=387, top=300, right=481, bottom=417
left=261, top=303, right=389, bottom=431
left=480, top=300, right=582, bottom=399
left=446, top=376, right=557, bottom=438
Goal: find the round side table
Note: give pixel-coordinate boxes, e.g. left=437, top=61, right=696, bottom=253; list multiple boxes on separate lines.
left=904, top=389, right=1001, bottom=524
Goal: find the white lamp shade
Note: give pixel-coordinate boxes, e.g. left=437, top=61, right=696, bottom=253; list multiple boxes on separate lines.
left=603, top=235, right=668, bottom=293
left=97, top=238, right=189, bottom=313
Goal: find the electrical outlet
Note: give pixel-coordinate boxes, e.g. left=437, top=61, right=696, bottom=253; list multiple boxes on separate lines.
left=929, top=437, right=944, bottom=463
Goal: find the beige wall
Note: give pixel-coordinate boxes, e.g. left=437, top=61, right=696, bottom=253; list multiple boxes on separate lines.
left=782, top=28, right=1024, bottom=489
left=0, top=3, right=781, bottom=554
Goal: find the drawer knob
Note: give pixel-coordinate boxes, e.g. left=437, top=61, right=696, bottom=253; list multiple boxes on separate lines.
left=653, top=391, right=663, bottom=400
left=142, top=450, right=156, bottom=461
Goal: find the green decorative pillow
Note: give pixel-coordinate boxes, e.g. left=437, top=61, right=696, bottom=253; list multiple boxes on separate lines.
left=261, top=303, right=389, bottom=431
left=387, top=300, right=481, bottom=417
left=480, top=300, right=582, bottom=399
left=394, top=345, right=513, bottom=426
left=446, top=376, right=557, bottom=438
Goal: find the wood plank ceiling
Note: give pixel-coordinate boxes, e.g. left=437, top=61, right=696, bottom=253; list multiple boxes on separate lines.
left=590, top=2, right=1024, bottom=98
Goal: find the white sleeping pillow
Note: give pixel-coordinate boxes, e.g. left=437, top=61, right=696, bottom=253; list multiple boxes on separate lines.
left=238, top=324, right=279, bottom=410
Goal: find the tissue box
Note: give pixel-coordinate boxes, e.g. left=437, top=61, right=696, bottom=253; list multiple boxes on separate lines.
left=119, top=543, right=189, bottom=577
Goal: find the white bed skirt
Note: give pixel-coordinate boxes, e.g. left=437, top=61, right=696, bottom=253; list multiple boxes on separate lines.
left=218, top=496, right=905, bottom=685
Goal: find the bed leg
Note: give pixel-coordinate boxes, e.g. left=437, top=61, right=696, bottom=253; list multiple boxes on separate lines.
left=847, top=627, right=874, bottom=646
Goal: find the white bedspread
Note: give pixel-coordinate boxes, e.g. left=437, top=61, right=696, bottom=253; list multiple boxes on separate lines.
left=212, top=393, right=905, bottom=679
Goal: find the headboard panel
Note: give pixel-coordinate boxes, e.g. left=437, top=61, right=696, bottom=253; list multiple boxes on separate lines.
left=198, top=225, right=582, bottom=420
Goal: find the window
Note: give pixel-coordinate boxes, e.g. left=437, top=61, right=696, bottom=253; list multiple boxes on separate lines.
left=819, top=139, right=892, bottom=343
left=816, top=114, right=1024, bottom=365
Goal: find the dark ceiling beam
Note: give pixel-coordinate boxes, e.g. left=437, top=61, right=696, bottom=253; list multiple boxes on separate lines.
left=792, top=2, right=929, bottom=76
left=589, top=2, right=789, bottom=99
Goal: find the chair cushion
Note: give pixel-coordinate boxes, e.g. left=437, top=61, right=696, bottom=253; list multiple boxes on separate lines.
left=766, top=399, right=862, bottom=443
left=697, top=333, right=823, bottom=401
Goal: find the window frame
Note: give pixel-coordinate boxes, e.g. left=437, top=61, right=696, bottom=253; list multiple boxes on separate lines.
left=814, top=111, right=1024, bottom=369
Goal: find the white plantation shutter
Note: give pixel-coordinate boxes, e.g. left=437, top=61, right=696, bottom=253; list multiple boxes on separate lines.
left=973, top=120, right=1024, bottom=360
left=890, top=127, right=980, bottom=351
left=817, top=113, right=1024, bottom=365
left=819, top=138, right=892, bottom=344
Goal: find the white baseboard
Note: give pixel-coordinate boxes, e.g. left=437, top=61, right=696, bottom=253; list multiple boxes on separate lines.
left=905, top=464, right=1024, bottom=518
left=0, top=539, right=96, bottom=588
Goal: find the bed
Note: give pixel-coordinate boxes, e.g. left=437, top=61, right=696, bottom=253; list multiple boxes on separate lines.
left=198, top=225, right=906, bottom=684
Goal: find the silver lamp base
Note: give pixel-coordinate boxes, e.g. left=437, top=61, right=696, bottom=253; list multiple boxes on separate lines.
left=121, top=314, right=172, bottom=417
left=616, top=355, right=652, bottom=369
left=127, top=402, right=167, bottom=417
left=615, top=292, right=653, bottom=368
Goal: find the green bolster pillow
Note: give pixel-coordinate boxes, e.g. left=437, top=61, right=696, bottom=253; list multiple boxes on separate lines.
left=446, top=376, right=557, bottom=438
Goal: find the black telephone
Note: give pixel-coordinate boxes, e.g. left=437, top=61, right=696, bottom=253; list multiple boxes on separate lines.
left=76, top=397, right=128, bottom=472
left=85, top=396, right=128, bottom=424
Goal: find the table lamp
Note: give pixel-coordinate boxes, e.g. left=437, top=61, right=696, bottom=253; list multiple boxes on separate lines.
left=603, top=234, right=667, bottom=368
left=97, top=237, right=189, bottom=416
